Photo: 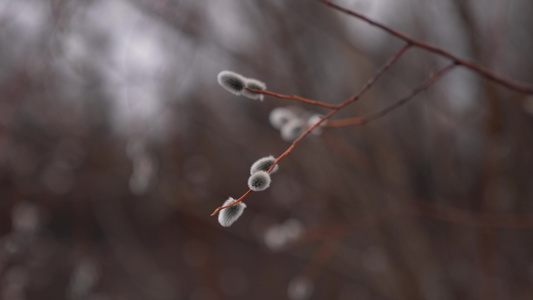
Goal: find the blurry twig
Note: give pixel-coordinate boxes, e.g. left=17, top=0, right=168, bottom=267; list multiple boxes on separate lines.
left=300, top=239, right=342, bottom=280
left=293, top=203, right=533, bottom=246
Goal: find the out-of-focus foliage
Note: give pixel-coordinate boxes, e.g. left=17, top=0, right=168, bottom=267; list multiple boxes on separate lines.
left=1, top=0, right=533, bottom=299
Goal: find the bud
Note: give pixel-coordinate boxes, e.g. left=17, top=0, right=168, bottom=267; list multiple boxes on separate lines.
left=218, top=197, right=247, bottom=227
left=281, top=118, right=306, bottom=142
left=269, top=107, right=297, bottom=130
left=250, top=155, right=279, bottom=175
left=217, top=71, right=246, bottom=95
left=248, top=171, right=271, bottom=191
left=242, top=78, right=267, bottom=101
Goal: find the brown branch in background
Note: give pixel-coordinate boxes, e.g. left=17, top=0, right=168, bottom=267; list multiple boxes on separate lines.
left=293, top=202, right=533, bottom=246
left=326, top=63, right=456, bottom=128
left=300, top=240, right=341, bottom=281
left=318, top=0, right=533, bottom=94
left=415, top=202, right=533, bottom=229
left=297, top=211, right=412, bottom=244
left=211, top=44, right=410, bottom=216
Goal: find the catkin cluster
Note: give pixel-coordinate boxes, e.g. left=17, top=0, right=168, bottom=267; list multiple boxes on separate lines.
left=269, top=106, right=326, bottom=142
left=217, top=156, right=279, bottom=227
left=215, top=71, right=328, bottom=227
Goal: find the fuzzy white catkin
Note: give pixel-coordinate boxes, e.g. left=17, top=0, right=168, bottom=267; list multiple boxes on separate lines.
left=281, top=118, right=306, bottom=142
left=242, top=78, right=267, bottom=101
left=248, top=171, right=271, bottom=191
left=218, top=197, right=247, bottom=227
left=307, top=114, right=326, bottom=135
left=217, top=71, right=246, bottom=95
left=250, top=156, right=279, bottom=175
left=269, top=107, right=297, bottom=130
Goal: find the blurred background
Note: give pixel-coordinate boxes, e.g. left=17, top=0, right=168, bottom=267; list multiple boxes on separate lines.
left=1, top=0, right=533, bottom=299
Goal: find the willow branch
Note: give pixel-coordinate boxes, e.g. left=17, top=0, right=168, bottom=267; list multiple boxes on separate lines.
left=211, top=44, right=410, bottom=216
left=318, top=0, right=533, bottom=94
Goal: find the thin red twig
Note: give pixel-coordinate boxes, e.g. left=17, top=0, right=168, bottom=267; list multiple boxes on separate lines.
left=318, top=0, right=533, bottom=94
left=210, top=190, right=252, bottom=216
left=326, top=63, right=456, bottom=128
left=246, top=88, right=339, bottom=109
left=339, top=43, right=412, bottom=108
